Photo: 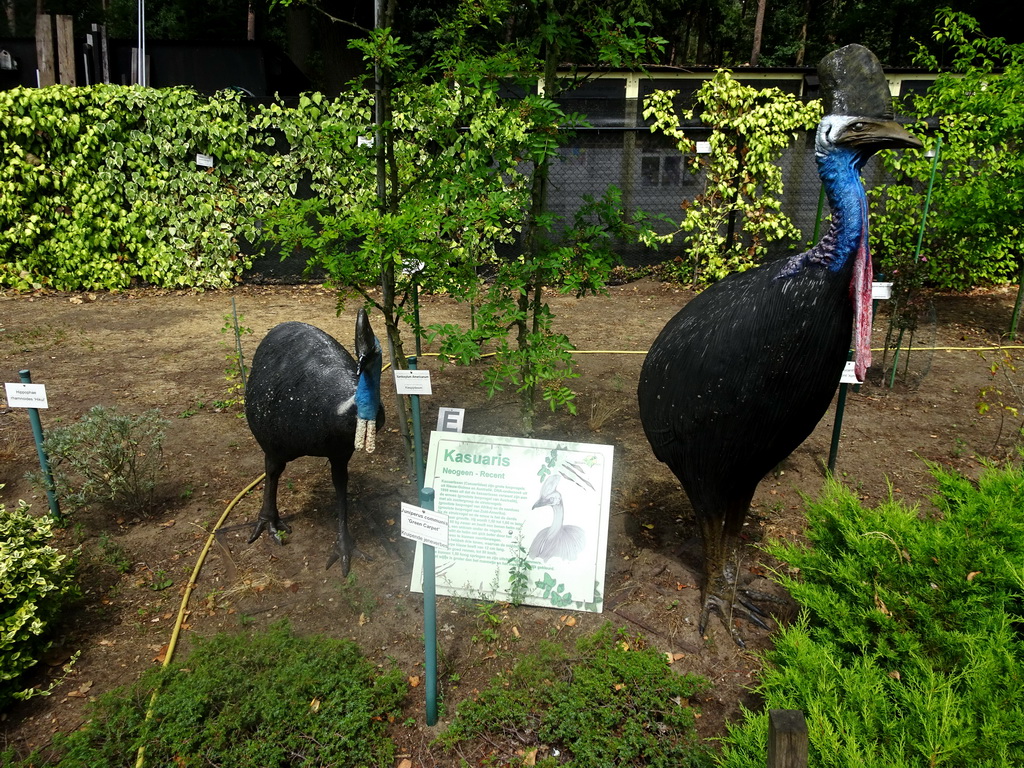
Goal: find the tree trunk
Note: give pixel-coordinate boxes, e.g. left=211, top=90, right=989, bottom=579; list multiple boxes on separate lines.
left=794, top=0, right=812, bottom=65
left=3, top=0, right=15, bottom=34
left=749, top=0, right=767, bottom=66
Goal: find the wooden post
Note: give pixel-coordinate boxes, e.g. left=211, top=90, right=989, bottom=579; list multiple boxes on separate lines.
left=35, top=14, right=55, bottom=86
left=768, top=709, right=808, bottom=768
left=56, top=15, right=75, bottom=85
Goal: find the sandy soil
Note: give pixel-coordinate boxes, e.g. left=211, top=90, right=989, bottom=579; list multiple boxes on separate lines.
left=0, top=279, right=1019, bottom=764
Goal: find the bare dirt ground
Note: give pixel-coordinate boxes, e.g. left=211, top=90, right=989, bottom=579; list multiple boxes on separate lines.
left=0, top=278, right=1020, bottom=765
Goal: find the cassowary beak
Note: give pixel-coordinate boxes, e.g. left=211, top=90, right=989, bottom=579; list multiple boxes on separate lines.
left=837, top=119, right=923, bottom=152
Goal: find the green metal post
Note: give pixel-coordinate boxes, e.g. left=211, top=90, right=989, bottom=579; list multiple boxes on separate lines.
left=811, top=183, right=826, bottom=244
left=420, top=486, right=438, bottom=726
left=891, top=136, right=942, bottom=387
left=413, top=282, right=422, bottom=357
left=19, top=370, right=61, bottom=520
left=407, top=357, right=426, bottom=490
left=827, top=354, right=852, bottom=474
left=230, top=297, right=247, bottom=389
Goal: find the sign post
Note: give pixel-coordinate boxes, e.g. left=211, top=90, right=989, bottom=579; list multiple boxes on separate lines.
left=5, top=370, right=61, bottom=519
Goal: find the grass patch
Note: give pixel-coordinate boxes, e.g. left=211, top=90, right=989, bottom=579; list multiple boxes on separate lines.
left=436, top=623, right=714, bottom=767
left=18, top=621, right=406, bottom=767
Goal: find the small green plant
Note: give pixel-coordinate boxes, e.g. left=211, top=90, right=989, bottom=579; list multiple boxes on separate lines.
left=506, top=536, right=533, bottom=607
left=216, top=310, right=253, bottom=412
left=96, top=532, right=132, bottom=574
left=437, top=624, right=713, bottom=767
left=38, top=621, right=406, bottom=767
left=472, top=602, right=503, bottom=644
left=148, top=569, right=173, bottom=591
left=32, top=406, right=168, bottom=515
left=0, top=494, right=79, bottom=709
left=976, top=347, right=1024, bottom=452
left=178, top=400, right=206, bottom=418
left=337, top=572, right=377, bottom=617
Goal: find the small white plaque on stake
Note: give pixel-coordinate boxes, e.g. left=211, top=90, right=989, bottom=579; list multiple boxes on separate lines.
left=401, top=502, right=449, bottom=549
left=4, top=382, right=48, bottom=408
left=872, top=282, right=893, bottom=301
left=196, top=153, right=214, bottom=168
left=395, top=369, right=432, bottom=395
left=840, top=360, right=859, bottom=385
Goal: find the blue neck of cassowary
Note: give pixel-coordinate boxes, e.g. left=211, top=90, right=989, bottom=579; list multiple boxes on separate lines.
left=808, top=146, right=869, bottom=273
left=354, top=340, right=383, bottom=421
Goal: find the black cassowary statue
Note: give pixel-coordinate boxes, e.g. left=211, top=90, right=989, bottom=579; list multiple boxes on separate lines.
left=245, top=308, right=385, bottom=576
left=637, top=45, right=921, bottom=645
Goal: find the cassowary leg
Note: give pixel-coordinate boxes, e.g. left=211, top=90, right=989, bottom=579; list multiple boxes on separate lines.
left=696, top=512, right=771, bottom=648
left=248, top=455, right=292, bottom=545
left=324, top=458, right=373, bottom=576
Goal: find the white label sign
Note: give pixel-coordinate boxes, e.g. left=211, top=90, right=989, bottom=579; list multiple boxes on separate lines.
left=695, top=140, right=712, bottom=154
left=436, top=407, right=465, bottom=433
left=840, top=360, right=859, bottom=385
left=5, top=382, right=48, bottom=408
left=401, top=502, right=449, bottom=548
left=394, top=369, right=432, bottom=395
left=872, top=282, right=893, bottom=300
left=196, top=153, right=214, bottom=168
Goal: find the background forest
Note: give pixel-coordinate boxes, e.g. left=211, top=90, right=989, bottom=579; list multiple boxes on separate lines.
left=3, top=0, right=1023, bottom=92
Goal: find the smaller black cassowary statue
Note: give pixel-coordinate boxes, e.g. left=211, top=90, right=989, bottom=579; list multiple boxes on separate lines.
left=245, top=308, right=385, bottom=576
left=638, top=45, right=921, bottom=645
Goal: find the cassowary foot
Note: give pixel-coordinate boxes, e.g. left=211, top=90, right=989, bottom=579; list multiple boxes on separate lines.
left=247, top=515, right=292, bottom=546
left=325, top=541, right=374, bottom=576
left=697, top=570, right=777, bottom=648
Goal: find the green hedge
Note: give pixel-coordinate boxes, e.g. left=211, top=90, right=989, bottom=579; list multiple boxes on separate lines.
left=0, top=86, right=354, bottom=292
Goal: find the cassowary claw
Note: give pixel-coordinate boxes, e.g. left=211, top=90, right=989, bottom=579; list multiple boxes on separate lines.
left=325, top=543, right=374, bottom=576
left=698, top=568, right=780, bottom=648
left=248, top=516, right=292, bottom=546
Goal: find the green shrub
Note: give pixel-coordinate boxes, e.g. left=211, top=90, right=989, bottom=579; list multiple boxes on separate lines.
left=38, top=621, right=405, bottom=768
left=0, top=496, right=78, bottom=709
left=437, top=623, right=714, bottom=767
left=34, top=406, right=168, bottom=515
left=719, top=465, right=1024, bottom=768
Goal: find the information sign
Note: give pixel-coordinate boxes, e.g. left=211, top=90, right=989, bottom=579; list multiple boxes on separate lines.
left=411, top=432, right=613, bottom=612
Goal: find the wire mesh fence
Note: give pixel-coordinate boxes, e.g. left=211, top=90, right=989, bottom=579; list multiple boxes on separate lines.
left=545, top=120, right=901, bottom=268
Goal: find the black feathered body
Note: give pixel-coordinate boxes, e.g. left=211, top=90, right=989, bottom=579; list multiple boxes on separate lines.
left=638, top=257, right=852, bottom=525
left=245, top=321, right=383, bottom=463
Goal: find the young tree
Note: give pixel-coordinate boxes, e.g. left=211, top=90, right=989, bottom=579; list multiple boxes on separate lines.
left=644, top=70, right=821, bottom=286
left=870, top=10, right=1024, bottom=319
left=425, top=0, right=667, bottom=434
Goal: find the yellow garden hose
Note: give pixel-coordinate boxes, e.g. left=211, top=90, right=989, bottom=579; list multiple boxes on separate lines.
left=135, top=473, right=266, bottom=768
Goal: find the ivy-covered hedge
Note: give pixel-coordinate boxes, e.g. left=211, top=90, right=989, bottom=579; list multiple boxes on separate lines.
left=0, top=86, right=344, bottom=292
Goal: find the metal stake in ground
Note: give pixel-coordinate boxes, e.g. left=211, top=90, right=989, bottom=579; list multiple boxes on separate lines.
left=17, top=369, right=61, bottom=520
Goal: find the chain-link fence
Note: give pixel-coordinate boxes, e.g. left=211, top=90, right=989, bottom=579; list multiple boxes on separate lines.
left=545, top=85, right=903, bottom=268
